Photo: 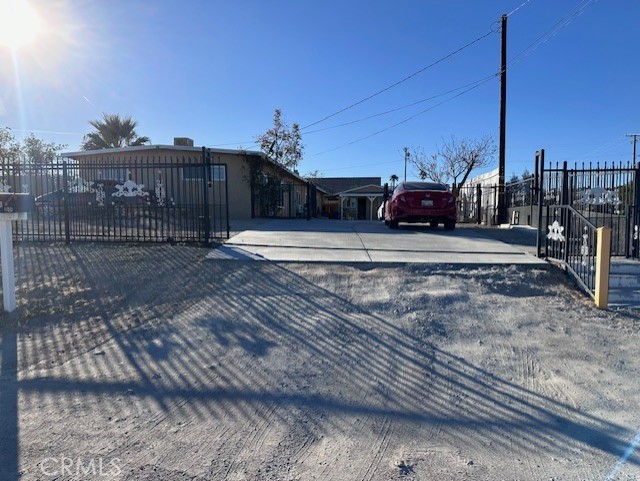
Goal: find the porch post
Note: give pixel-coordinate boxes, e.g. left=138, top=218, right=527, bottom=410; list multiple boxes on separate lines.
left=368, top=195, right=377, bottom=220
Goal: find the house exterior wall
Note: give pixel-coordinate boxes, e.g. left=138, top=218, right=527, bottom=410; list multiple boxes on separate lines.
left=65, top=147, right=308, bottom=220
left=208, top=151, right=252, bottom=219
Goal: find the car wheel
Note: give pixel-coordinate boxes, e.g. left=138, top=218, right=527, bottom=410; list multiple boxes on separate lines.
left=389, top=219, right=398, bottom=229
left=444, top=220, right=456, bottom=231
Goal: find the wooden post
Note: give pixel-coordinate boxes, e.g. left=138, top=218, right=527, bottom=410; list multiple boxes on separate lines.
left=594, top=227, right=612, bottom=309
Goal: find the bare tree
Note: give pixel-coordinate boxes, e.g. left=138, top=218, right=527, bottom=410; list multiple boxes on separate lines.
left=256, top=108, right=304, bottom=170
left=409, top=135, right=496, bottom=195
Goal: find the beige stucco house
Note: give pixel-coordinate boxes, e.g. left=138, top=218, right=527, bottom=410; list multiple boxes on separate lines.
left=62, top=139, right=310, bottom=220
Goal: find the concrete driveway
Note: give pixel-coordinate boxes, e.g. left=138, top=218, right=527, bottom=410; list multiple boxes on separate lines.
left=213, top=219, right=545, bottom=264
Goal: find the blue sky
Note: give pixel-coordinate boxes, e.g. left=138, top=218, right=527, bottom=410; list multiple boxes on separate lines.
left=1, top=0, right=638, bottom=182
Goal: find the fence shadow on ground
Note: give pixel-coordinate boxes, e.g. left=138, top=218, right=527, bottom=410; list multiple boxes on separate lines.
left=0, top=244, right=637, bottom=479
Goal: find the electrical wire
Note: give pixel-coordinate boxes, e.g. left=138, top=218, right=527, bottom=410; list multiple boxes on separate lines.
left=311, top=75, right=496, bottom=157
left=320, top=159, right=402, bottom=173
left=304, top=74, right=497, bottom=135
left=301, top=29, right=496, bottom=131
left=506, top=0, right=536, bottom=17
left=507, top=0, right=600, bottom=68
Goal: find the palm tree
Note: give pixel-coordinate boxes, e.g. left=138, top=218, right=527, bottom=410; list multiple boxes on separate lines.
left=81, top=113, right=150, bottom=150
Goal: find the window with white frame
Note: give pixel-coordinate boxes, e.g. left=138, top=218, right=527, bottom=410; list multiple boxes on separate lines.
left=182, top=165, right=226, bottom=181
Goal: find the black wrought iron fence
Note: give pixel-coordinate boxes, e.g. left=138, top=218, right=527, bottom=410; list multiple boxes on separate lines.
left=540, top=158, right=638, bottom=256
left=4, top=150, right=229, bottom=244
left=626, top=205, right=640, bottom=259
left=541, top=205, right=598, bottom=298
left=252, top=182, right=310, bottom=218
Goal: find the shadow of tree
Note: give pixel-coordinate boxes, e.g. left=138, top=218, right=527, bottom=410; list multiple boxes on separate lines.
left=0, top=243, right=637, bottom=480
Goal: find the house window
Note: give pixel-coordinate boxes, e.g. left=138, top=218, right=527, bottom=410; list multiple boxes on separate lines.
left=212, top=165, right=226, bottom=181
left=182, top=165, right=226, bottom=181
left=97, top=168, right=127, bottom=181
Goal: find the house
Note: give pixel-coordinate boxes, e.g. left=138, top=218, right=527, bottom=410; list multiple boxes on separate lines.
left=62, top=138, right=310, bottom=221
left=310, top=177, right=384, bottom=220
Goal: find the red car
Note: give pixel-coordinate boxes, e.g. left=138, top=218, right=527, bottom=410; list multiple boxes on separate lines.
left=384, top=181, right=456, bottom=230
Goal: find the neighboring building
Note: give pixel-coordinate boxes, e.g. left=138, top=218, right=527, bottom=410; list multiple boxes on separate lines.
left=459, top=167, right=499, bottom=224
left=62, top=138, right=309, bottom=220
left=310, top=177, right=384, bottom=220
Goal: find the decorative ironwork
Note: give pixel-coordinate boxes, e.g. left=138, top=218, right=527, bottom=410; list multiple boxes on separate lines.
left=580, top=227, right=590, bottom=267
left=547, top=220, right=565, bottom=242
left=576, top=187, right=622, bottom=206
left=2, top=155, right=233, bottom=243
left=95, top=182, right=106, bottom=207
left=21, top=184, right=30, bottom=194
left=155, top=178, right=166, bottom=207
left=112, top=179, right=149, bottom=199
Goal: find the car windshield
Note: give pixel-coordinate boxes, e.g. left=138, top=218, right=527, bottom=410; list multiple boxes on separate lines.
left=402, top=182, right=448, bottom=192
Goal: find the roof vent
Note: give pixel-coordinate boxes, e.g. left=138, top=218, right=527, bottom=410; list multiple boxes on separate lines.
left=174, top=137, right=194, bottom=147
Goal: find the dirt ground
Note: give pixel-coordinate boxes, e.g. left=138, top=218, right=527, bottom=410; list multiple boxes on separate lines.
left=1, top=242, right=640, bottom=480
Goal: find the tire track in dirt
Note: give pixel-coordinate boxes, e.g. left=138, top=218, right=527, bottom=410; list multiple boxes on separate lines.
left=358, top=416, right=392, bottom=481
left=214, top=401, right=280, bottom=480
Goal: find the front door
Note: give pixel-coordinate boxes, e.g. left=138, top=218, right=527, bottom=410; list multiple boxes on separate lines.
left=357, top=198, right=367, bottom=220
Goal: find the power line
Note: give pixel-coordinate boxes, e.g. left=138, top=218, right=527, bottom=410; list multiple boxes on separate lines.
left=301, top=29, right=497, bottom=131
left=506, top=0, right=536, bottom=17
left=319, top=159, right=402, bottom=173
left=304, top=74, right=497, bottom=135
left=507, top=0, right=600, bottom=68
left=311, top=76, right=496, bottom=157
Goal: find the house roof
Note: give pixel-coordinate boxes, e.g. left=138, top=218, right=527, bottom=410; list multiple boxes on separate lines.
left=62, top=144, right=308, bottom=185
left=310, top=177, right=381, bottom=195
left=338, top=184, right=385, bottom=196
left=62, top=144, right=263, bottom=158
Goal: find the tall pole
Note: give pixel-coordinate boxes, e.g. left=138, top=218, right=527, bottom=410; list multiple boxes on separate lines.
left=404, top=147, right=409, bottom=182
left=497, top=14, right=507, bottom=224
left=626, top=134, right=640, bottom=165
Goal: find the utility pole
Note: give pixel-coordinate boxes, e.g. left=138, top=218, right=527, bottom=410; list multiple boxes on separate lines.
left=626, top=134, right=640, bottom=165
left=404, top=147, right=409, bottom=182
left=497, top=13, right=507, bottom=225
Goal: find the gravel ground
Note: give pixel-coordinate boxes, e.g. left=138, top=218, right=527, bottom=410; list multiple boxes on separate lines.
left=1, top=242, right=639, bottom=481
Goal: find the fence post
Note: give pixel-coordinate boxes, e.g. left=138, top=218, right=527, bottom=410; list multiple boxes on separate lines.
left=474, top=184, right=480, bottom=224
left=536, top=150, right=545, bottom=257
left=202, top=147, right=211, bottom=246
left=594, top=227, right=612, bottom=308
left=634, top=165, right=640, bottom=207
left=62, top=160, right=70, bottom=245
left=625, top=209, right=632, bottom=258
left=306, top=182, right=311, bottom=220
left=561, top=160, right=569, bottom=206
left=634, top=167, right=640, bottom=256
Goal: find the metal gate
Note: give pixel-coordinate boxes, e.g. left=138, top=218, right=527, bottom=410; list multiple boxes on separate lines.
left=537, top=149, right=639, bottom=258
left=4, top=148, right=228, bottom=244
left=456, top=184, right=499, bottom=225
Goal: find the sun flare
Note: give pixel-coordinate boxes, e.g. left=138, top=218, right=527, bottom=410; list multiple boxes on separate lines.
left=0, top=0, right=41, bottom=48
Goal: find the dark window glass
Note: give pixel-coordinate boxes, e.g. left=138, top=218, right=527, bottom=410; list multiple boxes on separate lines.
left=402, top=182, right=448, bottom=191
